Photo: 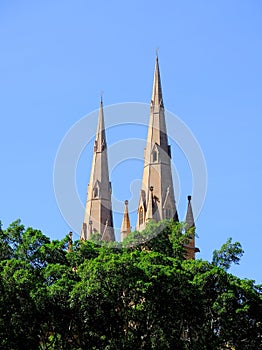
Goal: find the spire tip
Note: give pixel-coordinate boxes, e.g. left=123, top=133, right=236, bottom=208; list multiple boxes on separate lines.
left=100, top=90, right=104, bottom=104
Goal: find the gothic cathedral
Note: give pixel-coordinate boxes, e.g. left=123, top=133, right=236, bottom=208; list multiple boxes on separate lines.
left=81, top=55, right=199, bottom=258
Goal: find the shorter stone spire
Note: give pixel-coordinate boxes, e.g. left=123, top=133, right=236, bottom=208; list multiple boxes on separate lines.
left=81, top=98, right=115, bottom=242
left=121, top=200, right=131, bottom=241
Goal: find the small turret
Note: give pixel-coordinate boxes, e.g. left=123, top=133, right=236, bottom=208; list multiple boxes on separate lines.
left=185, top=195, right=194, bottom=229
left=121, top=200, right=131, bottom=241
left=185, top=195, right=199, bottom=259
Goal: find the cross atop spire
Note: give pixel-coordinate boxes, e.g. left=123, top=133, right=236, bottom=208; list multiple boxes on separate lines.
left=100, top=90, right=104, bottom=102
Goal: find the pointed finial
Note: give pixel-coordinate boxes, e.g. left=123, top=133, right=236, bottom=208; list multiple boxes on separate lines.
left=146, top=186, right=155, bottom=222
left=124, top=200, right=128, bottom=206
left=156, top=47, right=159, bottom=58
left=100, top=90, right=104, bottom=104
left=188, top=195, right=192, bottom=202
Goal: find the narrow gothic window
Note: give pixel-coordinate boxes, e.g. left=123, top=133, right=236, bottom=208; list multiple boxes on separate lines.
left=139, top=206, right=143, bottom=225
left=152, top=150, right=157, bottom=162
left=93, top=187, right=98, bottom=198
left=166, top=207, right=171, bottom=219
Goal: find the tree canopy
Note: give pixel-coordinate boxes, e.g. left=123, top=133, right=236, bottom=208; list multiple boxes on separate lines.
left=0, top=219, right=261, bottom=349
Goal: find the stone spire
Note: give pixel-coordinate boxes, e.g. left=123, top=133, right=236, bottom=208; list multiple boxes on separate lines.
left=136, top=55, right=178, bottom=230
left=121, top=200, right=131, bottom=241
left=185, top=195, right=199, bottom=259
left=81, top=98, right=115, bottom=242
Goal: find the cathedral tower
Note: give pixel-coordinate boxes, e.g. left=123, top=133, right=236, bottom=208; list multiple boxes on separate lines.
left=81, top=98, right=115, bottom=242
left=136, top=55, right=178, bottom=230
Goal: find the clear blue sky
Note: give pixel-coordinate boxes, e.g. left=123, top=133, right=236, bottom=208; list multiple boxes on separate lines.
left=1, top=1, right=261, bottom=283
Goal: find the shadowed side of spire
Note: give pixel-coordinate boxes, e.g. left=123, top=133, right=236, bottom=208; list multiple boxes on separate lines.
left=121, top=200, right=131, bottom=242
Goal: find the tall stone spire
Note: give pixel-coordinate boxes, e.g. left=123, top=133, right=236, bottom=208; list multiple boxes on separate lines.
left=121, top=200, right=131, bottom=241
left=185, top=195, right=199, bottom=259
left=136, top=55, right=178, bottom=230
left=81, top=98, right=115, bottom=242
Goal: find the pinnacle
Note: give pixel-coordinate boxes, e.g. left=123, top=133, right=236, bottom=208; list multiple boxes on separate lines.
left=121, top=200, right=131, bottom=240
left=186, top=195, right=194, bottom=229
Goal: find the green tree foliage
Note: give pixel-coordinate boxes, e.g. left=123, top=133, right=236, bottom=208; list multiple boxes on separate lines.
left=212, top=237, right=244, bottom=270
left=0, top=219, right=261, bottom=349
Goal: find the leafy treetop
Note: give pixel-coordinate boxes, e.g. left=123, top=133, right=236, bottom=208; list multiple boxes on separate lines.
left=0, top=219, right=261, bottom=350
